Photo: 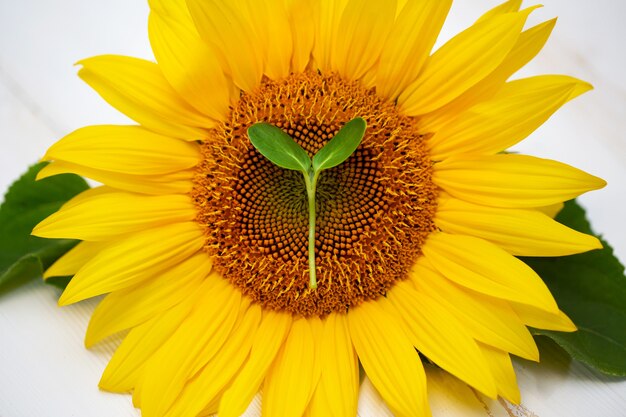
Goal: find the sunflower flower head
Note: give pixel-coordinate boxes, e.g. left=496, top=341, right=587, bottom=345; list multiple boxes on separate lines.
left=33, top=0, right=606, bottom=416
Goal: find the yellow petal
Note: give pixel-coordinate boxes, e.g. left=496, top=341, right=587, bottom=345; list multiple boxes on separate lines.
left=148, top=9, right=232, bottom=120
left=197, top=387, right=233, bottom=417
left=43, top=240, right=109, bottom=279
left=409, top=261, right=538, bottom=361
left=348, top=299, right=431, bottom=417
left=163, top=304, right=262, bottom=417
left=133, top=379, right=145, bottom=408
left=263, top=316, right=322, bottom=417
left=332, top=0, right=396, bottom=80
left=99, top=300, right=194, bottom=392
left=475, top=0, right=522, bottom=23
left=488, top=16, right=555, bottom=81
left=219, top=311, right=292, bottom=417
left=435, top=197, right=602, bottom=256
left=177, top=279, right=245, bottom=376
left=358, top=65, right=379, bottom=90
left=511, top=302, right=577, bottom=332
left=140, top=277, right=241, bottom=417
left=423, top=233, right=559, bottom=313
left=420, top=18, right=556, bottom=133
left=388, top=281, right=497, bottom=398
left=33, top=192, right=196, bottom=241
left=536, top=202, right=565, bottom=219
left=286, top=0, right=315, bottom=73
left=186, top=0, right=264, bottom=92
left=42, top=125, right=200, bottom=175
left=85, top=253, right=211, bottom=347
left=171, top=348, right=242, bottom=417
left=58, top=222, right=204, bottom=305
left=148, top=0, right=189, bottom=20
left=399, top=10, right=530, bottom=115
left=78, top=55, right=213, bottom=139
left=376, top=0, right=451, bottom=100
left=428, top=76, right=592, bottom=159
left=306, top=313, right=359, bottom=417
left=478, top=343, right=521, bottom=404
left=36, top=161, right=193, bottom=195
left=433, top=154, right=606, bottom=208
left=247, top=0, right=293, bottom=79
left=425, top=365, right=494, bottom=417
left=57, top=186, right=117, bottom=210
left=312, top=0, right=349, bottom=71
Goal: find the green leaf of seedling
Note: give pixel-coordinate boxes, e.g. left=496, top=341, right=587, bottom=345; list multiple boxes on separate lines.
left=0, top=162, right=89, bottom=294
left=248, top=123, right=311, bottom=172
left=522, top=200, right=626, bottom=376
left=312, top=117, right=366, bottom=172
left=247, top=118, right=368, bottom=290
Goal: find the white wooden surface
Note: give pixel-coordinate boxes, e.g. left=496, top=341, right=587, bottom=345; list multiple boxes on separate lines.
left=0, top=1, right=624, bottom=416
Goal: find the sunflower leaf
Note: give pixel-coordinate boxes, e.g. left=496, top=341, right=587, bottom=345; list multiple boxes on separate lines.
left=0, top=162, right=88, bottom=294
left=45, top=275, right=73, bottom=289
left=313, top=117, right=367, bottom=172
left=522, top=200, right=626, bottom=376
left=248, top=123, right=311, bottom=172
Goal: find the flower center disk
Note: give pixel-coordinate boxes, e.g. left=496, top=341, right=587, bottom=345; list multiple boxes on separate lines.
left=192, top=72, right=438, bottom=316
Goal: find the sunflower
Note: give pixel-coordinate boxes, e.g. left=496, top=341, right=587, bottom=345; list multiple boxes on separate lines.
left=33, top=0, right=606, bottom=416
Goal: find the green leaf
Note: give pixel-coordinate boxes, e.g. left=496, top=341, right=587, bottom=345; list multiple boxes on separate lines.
left=45, top=275, right=73, bottom=289
left=522, top=200, right=626, bottom=376
left=312, top=117, right=366, bottom=172
left=0, top=162, right=89, bottom=294
left=247, top=123, right=311, bottom=172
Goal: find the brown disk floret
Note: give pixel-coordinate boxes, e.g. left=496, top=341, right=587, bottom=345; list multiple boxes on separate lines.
left=192, top=72, right=438, bottom=317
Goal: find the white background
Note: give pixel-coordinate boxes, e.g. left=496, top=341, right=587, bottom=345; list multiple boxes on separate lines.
left=0, top=0, right=625, bottom=416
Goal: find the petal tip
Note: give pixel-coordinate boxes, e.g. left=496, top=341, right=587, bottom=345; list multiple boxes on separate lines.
left=580, top=80, right=594, bottom=92
left=506, top=388, right=522, bottom=405
left=35, top=170, right=47, bottom=181
left=35, top=166, right=56, bottom=181
left=589, top=235, right=604, bottom=251
left=30, top=220, right=60, bottom=239
left=30, top=218, right=54, bottom=237
left=524, top=342, right=541, bottom=362
left=84, top=331, right=98, bottom=349
left=30, top=224, right=42, bottom=237
left=594, top=176, right=608, bottom=189
left=58, top=288, right=79, bottom=306
left=523, top=4, right=543, bottom=14
left=557, top=312, right=578, bottom=333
